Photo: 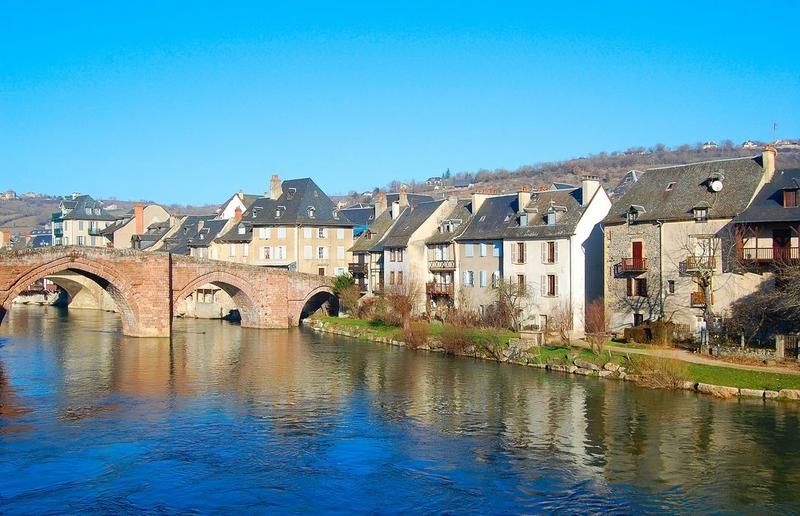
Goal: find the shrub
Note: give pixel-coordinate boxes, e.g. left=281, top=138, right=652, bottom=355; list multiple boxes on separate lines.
left=440, top=325, right=473, bottom=355
left=401, top=322, right=429, bottom=350
left=337, top=284, right=362, bottom=315
left=585, top=300, right=608, bottom=354
left=331, top=274, right=356, bottom=295
left=623, top=326, right=650, bottom=344
left=634, top=357, right=689, bottom=389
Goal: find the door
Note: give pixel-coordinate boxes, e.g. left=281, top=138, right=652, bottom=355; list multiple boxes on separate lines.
left=632, top=241, right=643, bottom=269
left=318, top=267, right=325, bottom=276
left=773, top=229, right=791, bottom=261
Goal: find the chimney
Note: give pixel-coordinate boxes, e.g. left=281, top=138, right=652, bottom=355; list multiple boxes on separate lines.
left=269, top=174, right=283, bottom=200
left=398, top=185, right=409, bottom=207
left=374, top=192, right=388, bottom=218
left=234, top=206, right=242, bottom=223
left=237, top=190, right=244, bottom=200
left=1, top=228, right=10, bottom=246
left=471, top=192, right=490, bottom=214
left=448, top=194, right=459, bottom=208
left=391, top=201, right=401, bottom=219
left=762, top=145, right=777, bottom=183
left=134, top=202, right=144, bottom=234
left=581, top=175, right=600, bottom=206
left=517, top=186, right=531, bottom=212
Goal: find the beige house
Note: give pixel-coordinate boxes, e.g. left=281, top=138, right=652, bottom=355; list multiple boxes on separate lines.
left=100, top=202, right=171, bottom=248
left=213, top=176, right=355, bottom=276
left=0, top=228, right=11, bottom=248
left=52, top=194, right=117, bottom=247
left=604, top=149, right=777, bottom=336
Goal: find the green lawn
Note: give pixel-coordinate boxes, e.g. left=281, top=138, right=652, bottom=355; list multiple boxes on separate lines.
left=684, top=362, right=800, bottom=391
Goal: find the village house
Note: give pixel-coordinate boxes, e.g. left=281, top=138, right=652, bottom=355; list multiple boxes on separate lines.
left=424, top=198, right=473, bottom=315
left=0, top=228, right=11, bottom=248
left=212, top=176, right=355, bottom=275
left=603, top=148, right=778, bottom=336
left=99, top=202, right=171, bottom=248
left=51, top=194, right=117, bottom=247
left=501, top=177, right=611, bottom=335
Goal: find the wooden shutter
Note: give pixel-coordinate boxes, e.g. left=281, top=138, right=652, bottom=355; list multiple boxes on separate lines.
left=554, top=242, right=559, bottom=263
left=626, top=278, right=633, bottom=297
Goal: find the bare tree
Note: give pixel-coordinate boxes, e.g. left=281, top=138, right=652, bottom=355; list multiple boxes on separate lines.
left=585, top=299, right=608, bottom=354
left=492, top=278, right=533, bottom=332
left=551, top=301, right=574, bottom=347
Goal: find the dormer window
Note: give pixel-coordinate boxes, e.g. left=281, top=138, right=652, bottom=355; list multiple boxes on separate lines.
left=286, top=188, right=296, bottom=200
left=784, top=189, right=798, bottom=208
left=627, top=211, right=638, bottom=224
left=666, top=182, right=676, bottom=191
left=307, top=206, right=316, bottom=218
left=237, top=224, right=246, bottom=235
left=332, top=210, right=339, bottom=220
left=693, top=207, right=708, bottom=222
left=546, top=212, right=556, bottom=225
left=365, top=231, right=372, bottom=240
left=275, top=206, right=285, bottom=218
left=520, top=213, right=528, bottom=227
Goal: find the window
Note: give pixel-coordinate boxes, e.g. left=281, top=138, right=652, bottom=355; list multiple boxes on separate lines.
left=512, top=242, right=526, bottom=264
left=542, top=241, right=557, bottom=264
left=389, top=249, right=395, bottom=262
left=238, top=225, right=246, bottom=235
left=539, top=315, right=548, bottom=331
left=276, top=246, right=286, bottom=259
left=337, top=228, right=345, bottom=239
left=626, top=278, right=648, bottom=297
left=304, top=228, right=312, bottom=239
left=546, top=212, right=556, bottom=225
left=260, top=246, right=272, bottom=260
left=229, top=244, right=236, bottom=257
left=304, top=245, right=312, bottom=259
left=627, top=210, right=638, bottom=224
left=634, top=313, right=644, bottom=327
left=258, top=227, right=270, bottom=239
left=77, top=236, right=84, bottom=245
left=307, top=207, right=315, bottom=218
left=337, top=246, right=345, bottom=260
left=479, top=305, right=486, bottom=318
left=318, top=228, right=327, bottom=238
left=277, top=228, right=286, bottom=239
left=519, top=213, right=528, bottom=227
left=463, top=270, right=474, bottom=287
left=785, top=189, right=798, bottom=207
left=78, top=221, right=84, bottom=231
left=243, top=243, right=249, bottom=257
left=517, top=274, right=526, bottom=290
left=479, top=243, right=487, bottom=257
left=693, top=208, right=708, bottom=222
left=465, top=243, right=474, bottom=257
left=398, top=271, right=404, bottom=285
left=492, top=271, right=501, bottom=288
left=389, top=271, right=395, bottom=285
left=542, top=274, right=557, bottom=297
left=666, top=182, right=676, bottom=191
left=317, top=246, right=328, bottom=259
left=667, top=279, right=676, bottom=294
left=396, top=249, right=404, bottom=262
left=90, top=236, right=96, bottom=246
left=479, top=270, right=487, bottom=287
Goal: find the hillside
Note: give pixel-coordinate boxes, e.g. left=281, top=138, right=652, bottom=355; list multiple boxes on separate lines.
left=373, top=141, right=800, bottom=200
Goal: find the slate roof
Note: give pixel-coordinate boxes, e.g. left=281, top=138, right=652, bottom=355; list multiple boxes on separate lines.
left=339, top=206, right=374, bottom=228
left=187, top=219, right=228, bottom=248
left=504, top=188, right=590, bottom=239
left=218, top=192, right=260, bottom=214
left=243, top=178, right=353, bottom=227
left=734, top=169, right=800, bottom=224
left=216, top=220, right=252, bottom=243
left=425, top=200, right=474, bottom=244
left=159, top=215, right=217, bottom=255
left=604, top=156, right=765, bottom=225
left=349, top=210, right=397, bottom=253
left=386, top=193, right=434, bottom=205
left=58, top=195, right=116, bottom=221
left=380, top=200, right=444, bottom=248
left=456, top=195, right=518, bottom=241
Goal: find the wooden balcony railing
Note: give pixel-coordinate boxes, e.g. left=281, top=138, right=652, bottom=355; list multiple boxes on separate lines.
left=348, top=262, right=368, bottom=274
left=617, top=257, right=648, bottom=273
left=740, top=247, right=800, bottom=264
left=428, top=259, right=455, bottom=271
left=426, top=282, right=454, bottom=296
left=686, top=255, right=716, bottom=271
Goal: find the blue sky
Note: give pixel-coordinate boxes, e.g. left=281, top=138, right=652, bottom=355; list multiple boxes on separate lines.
left=1, top=1, right=798, bottom=204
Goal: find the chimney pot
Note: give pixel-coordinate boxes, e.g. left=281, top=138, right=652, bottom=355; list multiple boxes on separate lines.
left=134, top=202, right=144, bottom=234
left=269, top=174, right=283, bottom=200
left=762, top=145, right=777, bottom=183
left=234, top=206, right=242, bottom=223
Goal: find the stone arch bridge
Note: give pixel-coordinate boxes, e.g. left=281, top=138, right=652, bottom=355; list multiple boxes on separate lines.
left=0, top=247, right=335, bottom=337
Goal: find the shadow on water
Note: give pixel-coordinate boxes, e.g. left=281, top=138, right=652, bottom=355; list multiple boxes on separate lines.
left=0, top=305, right=799, bottom=512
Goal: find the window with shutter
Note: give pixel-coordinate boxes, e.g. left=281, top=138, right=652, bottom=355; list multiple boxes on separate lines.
left=304, top=245, right=312, bottom=259
left=398, top=271, right=404, bottom=285
left=479, top=270, right=487, bottom=287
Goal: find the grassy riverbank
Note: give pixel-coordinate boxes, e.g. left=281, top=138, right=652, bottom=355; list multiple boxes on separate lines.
left=311, top=316, right=800, bottom=392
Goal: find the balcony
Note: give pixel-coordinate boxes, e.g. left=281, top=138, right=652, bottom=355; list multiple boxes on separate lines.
left=740, top=247, right=800, bottom=264
left=88, top=228, right=105, bottom=237
left=686, top=255, right=716, bottom=271
left=348, top=262, right=368, bottom=274
left=690, top=291, right=714, bottom=307
left=429, top=259, right=455, bottom=271
left=616, top=257, right=648, bottom=274
left=426, top=282, right=454, bottom=297
left=53, top=228, right=63, bottom=238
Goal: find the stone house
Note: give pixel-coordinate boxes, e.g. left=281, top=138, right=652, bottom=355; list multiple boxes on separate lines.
left=51, top=194, right=117, bottom=247
left=212, top=176, right=355, bottom=276
left=99, top=202, right=171, bottom=249
left=603, top=148, right=777, bottom=335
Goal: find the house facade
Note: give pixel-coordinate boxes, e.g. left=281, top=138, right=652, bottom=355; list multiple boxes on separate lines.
left=604, top=149, right=777, bottom=335
left=51, top=194, right=117, bottom=247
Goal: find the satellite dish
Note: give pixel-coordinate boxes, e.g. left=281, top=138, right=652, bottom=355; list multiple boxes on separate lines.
left=710, top=180, right=723, bottom=192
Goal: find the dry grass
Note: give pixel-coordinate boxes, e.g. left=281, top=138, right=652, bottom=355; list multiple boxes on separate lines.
left=401, top=322, right=429, bottom=350
left=440, top=325, right=472, bottom=355
left=633, top=357, right=689, bottom=389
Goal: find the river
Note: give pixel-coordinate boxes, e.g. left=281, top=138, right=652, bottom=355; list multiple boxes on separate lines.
left=1, top=305, right=799, bottom=513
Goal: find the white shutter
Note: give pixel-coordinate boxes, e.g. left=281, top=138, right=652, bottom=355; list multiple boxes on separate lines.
left=337, top=246, right=345, bottom=259
left=554, top=275, right=559, bottom=297
left=304, top=245, right=312, bottom=259
left=554, top=242, right=559, bottom=263
left=463, top=271, right=469, bottom=285
left=541, top=242, right=546, bottom=263
left=304, top=227, right=312, bottom=239
left=540, top=275, right=546, bottom=296
left=337, top=228, right=344, bottom=239
left=511, top=243, right=517, bottom=263
left=324, top=247, right=329, bottom=259
left=243, top=243, right=249, bottom=257
left=479, top=270, right=486, bottom=287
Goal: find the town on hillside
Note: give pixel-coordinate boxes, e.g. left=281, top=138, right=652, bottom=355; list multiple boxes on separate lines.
left=2, top=143, right=799, bottom=354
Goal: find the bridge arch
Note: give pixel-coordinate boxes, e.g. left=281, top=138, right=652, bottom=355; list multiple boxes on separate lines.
left=0, top=255, right=144, bottom=335
left=173, top=270, right=264, bottom=328
left=298, top=285, right=338, bottom=321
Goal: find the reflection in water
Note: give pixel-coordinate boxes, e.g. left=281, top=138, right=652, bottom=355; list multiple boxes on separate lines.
left=1, top=305, right=799, bottom=512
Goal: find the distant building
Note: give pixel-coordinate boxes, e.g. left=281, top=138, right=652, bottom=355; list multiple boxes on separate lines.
left=0, top=228, right=11, bottom=248
left=0, top=190, right=17, bottom=201
left=742, top=140, right=763, bottom=149
left=702, top=141, right=718, bottom=150
left=453, top=177, right=475, bottom=189
left=51, top=194, right=117, bottom=246
left=775, top=139, right=800, bottom=151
